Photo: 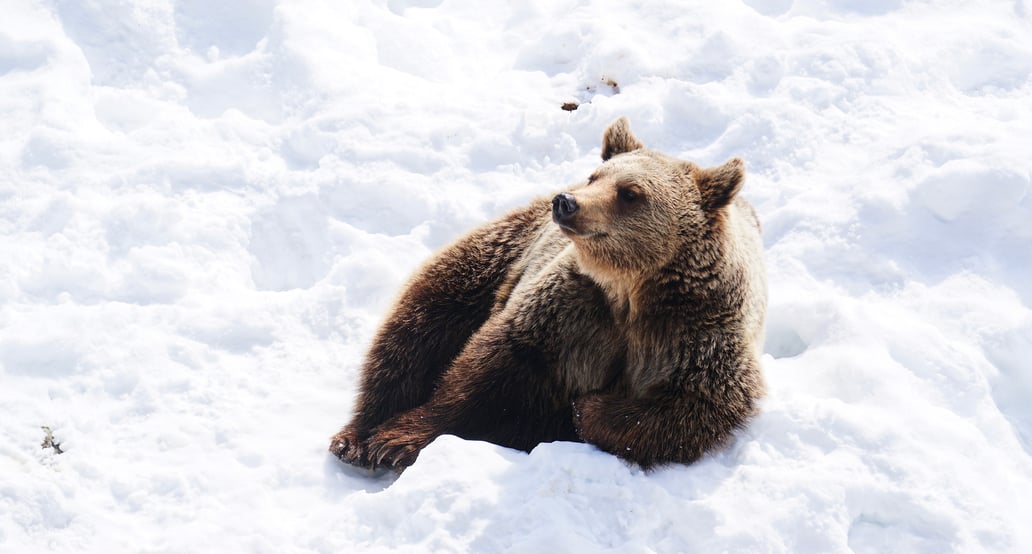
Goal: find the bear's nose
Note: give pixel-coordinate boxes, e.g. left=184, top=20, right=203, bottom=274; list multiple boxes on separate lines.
left=552, top=192, right=579, bottom=221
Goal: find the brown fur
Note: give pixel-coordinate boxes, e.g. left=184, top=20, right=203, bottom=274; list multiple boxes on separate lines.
left=330, top=117, right=767, bottom=470
left=601, top=116, right=644, bottom=161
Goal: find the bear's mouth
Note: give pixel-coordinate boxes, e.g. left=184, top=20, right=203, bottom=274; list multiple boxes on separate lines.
left=555, top=222, right=607, bottom=239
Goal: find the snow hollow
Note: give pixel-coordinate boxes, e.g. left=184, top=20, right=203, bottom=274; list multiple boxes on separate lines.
left=2, top=0, right=1031, bottom=552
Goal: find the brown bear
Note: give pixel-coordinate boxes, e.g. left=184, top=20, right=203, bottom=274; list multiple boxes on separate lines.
left=329, top=117, right=767, bottom=470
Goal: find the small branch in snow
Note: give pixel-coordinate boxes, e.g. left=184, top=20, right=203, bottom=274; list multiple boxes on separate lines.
left=41, top=426, right=64, bottom=454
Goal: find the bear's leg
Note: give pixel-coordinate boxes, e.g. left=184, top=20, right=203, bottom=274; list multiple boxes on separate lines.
left=363, top=320, right=575, bottom=469
left=572, top=386, right=755, bottom=470
left=330, top=203, right=549, bottom=467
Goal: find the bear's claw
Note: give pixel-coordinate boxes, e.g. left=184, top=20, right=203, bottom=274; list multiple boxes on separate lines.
left=329, top=426, right=372, bottom=468
left=365, top=429, right=428, bottom=470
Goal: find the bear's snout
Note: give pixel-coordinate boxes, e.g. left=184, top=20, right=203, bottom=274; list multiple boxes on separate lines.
left=552, top=192, right=579, bottom=224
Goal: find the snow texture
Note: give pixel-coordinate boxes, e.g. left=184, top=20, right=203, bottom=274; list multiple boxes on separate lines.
left=2, top=0, right=1031, bottom=552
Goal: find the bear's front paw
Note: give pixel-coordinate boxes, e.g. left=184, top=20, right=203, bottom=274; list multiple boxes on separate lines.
left=329, top=426, right=372, bottom=468
left=365, top=426, right=433, bottom=470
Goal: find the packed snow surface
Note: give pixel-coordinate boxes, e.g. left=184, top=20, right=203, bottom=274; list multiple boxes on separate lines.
left=2, top=0, right=1031, bottom=552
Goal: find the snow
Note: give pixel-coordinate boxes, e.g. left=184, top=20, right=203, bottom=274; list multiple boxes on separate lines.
left=1, top=0, right=1031, bottom=551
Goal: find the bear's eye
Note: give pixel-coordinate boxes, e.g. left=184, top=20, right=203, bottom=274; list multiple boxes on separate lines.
left=617, top=188, right=639, bottom=204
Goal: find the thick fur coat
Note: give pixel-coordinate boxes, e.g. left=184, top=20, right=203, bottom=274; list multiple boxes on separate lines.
left=330, top=117, right=767, bottom=470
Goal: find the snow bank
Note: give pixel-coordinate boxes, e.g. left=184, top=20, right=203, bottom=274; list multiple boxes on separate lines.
left=2, top=0, right=1030, bottom=551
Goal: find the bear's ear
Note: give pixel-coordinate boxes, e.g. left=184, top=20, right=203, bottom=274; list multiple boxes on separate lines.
left=601, top=117, right=644, bottom=161
left=695, top=157, right=745, bottom=211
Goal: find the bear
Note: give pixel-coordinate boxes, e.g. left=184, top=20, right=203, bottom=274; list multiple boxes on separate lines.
left=329, top=117, right=767, bottom=471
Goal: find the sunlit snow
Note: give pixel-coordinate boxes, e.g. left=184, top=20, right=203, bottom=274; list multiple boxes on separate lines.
left=2, top=1, right=1031, bottom=552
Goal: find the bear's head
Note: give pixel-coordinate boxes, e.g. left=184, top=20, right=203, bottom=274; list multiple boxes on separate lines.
left=552, top=117, right=745, bottom=287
